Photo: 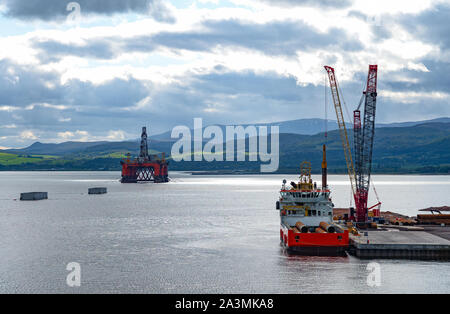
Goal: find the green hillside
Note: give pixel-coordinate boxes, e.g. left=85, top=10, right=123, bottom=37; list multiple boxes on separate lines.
left=0, top=122, right=448, bottom=173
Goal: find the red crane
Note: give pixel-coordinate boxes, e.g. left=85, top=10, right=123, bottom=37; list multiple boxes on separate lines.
left=353, top=65, right=378, bottom=223
left=325, top=65, right=379, bottom=224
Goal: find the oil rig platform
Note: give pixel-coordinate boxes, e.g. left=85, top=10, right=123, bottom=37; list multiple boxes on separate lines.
left=120, top=127, right=169, bottom=183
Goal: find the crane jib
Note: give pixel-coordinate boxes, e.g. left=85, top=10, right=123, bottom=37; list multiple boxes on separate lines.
left=324, top=66, right=357, bottom=198
left=325, top=65, right=378, bottom=224
left=355, top=65, right=378, bottom=221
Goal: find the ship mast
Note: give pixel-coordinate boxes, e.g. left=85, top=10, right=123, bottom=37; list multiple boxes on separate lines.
left=322, top=144, right=327, bottom=189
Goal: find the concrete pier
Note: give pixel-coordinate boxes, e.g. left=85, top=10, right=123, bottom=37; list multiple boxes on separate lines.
left=349, top=231, right=450, bottom=260
left=88, top=187, right=107, bottom=195
left=20, top=192, right=48, bottom=201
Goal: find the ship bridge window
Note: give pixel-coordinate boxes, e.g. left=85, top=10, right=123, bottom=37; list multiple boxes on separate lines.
left=311, top=210, right=316, bottom=216
left=318, top=211, right=321, bottom=216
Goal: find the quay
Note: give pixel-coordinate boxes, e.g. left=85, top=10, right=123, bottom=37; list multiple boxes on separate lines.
left=348, top=230, right=450, bottom=260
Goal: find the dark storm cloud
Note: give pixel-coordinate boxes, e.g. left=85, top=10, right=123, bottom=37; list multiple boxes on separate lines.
left=1, top=58, right=449, bottom=148
left=147, top=19, right=363, bottom=55
left=33, top=19, right=363, bottom=63
left=66, top=77, right=149, bottom=109
left=347, top=10, right=392, bottom=41
left=259, top=0, right=352, bottom=8
left=144, top=69, right=322, bottom=128
left=35, top=39, right=118, bottom=63
left=0, top=58, right=325, bottom=146
left=344, top=60, right=450, bottom=123
left=1, top=0, right=174, bottom=22
left=0, top=59, right=150, bottom=143
left=399, top=4, right=450, bottom=49
left=0, top=59, right=148, bottom=110
left=381, top=59, right=450, bottom=94
left=0, top=59, right=63, bottom=107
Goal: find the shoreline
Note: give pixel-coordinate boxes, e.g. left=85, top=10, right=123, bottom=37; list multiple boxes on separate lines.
left=0, top=169, right=448, bottom=176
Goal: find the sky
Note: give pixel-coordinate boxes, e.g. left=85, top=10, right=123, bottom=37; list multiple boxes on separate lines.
left=0, top=0, right=449, bottom=148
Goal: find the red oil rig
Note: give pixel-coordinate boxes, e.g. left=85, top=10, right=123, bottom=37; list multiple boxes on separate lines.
left=120, top=127, right=169, bottom=183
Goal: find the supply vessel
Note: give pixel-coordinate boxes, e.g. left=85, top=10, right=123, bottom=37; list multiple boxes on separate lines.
left=276, top=145, right=349, bottom=256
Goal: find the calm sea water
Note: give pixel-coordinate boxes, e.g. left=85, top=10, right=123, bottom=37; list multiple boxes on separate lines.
left=0, top=171, right=449, bottom=293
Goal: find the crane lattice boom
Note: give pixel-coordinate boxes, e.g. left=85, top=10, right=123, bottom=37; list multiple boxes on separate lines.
left=324, top=66, right=357, bottom=197
left=354, top=65, right=378, bottom=223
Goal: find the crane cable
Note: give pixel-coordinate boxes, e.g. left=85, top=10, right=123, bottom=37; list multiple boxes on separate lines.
left=324, top=72, right=328, bottom=143
left=372, top=179, right=381, bottom=204
left=356, top=77, right=368, bottom=111
left=335, top=75, right=353, bottom=125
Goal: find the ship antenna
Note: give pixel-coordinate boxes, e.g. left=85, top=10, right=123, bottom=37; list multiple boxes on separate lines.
left=324, top=71, right=328, bottom=143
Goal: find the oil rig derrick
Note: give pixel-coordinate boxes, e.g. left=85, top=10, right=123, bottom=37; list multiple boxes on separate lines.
left=120, top=127, right=169, bottom=183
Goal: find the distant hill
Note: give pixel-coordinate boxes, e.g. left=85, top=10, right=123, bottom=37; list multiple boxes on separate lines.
left=1, top=122, right=448, bottom=173
left=150, top=117, right=450, bottom=140
left=378, top=117, right=450, bottom=128
left=5, top=141, right=109, bottom=155
left=166, top=122, right=449, bottom=174
left=3, top=139, right=172, bottom=157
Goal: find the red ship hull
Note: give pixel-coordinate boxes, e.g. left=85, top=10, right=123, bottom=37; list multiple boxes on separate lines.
left=280, top=224, right=349, bottom=256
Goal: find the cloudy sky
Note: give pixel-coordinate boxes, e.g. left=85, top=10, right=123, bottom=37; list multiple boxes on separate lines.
left=0, top=0, right=449, bottom=148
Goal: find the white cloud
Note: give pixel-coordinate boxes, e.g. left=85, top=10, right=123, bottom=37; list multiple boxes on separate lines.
left=0, top=106, right=21, bottom=112
left=0, top=0, right=449, bottom=147
left=56, top=129, right=126, bottom=142
left=382, top=90, right=449, bottom=103
left=106, top=130, right=126, bottom=141
left=25, top=103, right=70, bottom=110
left=57, top=130, right=89, bottom=141
left=20, top=130, right=38, bottom=140
left=352, top=0, right=436, bottom=15
left=0, top=0, right=441, bottom=89
left=1, top=124, right=17, bottom=128
left=57, top=131, right=75, bottom=139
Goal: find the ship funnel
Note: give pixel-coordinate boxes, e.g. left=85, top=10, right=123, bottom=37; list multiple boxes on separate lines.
left=322, top=144, right=327, bottom=189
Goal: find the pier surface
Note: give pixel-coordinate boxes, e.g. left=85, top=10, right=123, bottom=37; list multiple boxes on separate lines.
left=422, top=226, right=450, bottom=241
left=349, top=231, right=450, bottom=260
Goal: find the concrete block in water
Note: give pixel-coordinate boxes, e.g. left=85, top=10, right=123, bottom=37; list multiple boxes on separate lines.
left=88, top=187, right=107, bottom=195
left=20, top=192, right=48, bottom=201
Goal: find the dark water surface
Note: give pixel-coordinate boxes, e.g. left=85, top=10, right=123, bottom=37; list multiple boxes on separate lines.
left=0, top=172, right=449, bottom=293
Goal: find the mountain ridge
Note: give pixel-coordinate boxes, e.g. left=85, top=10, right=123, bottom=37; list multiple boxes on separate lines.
left=149, top=117, right=450, bottom=141
left=0, top=121, right=448, bottom=174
